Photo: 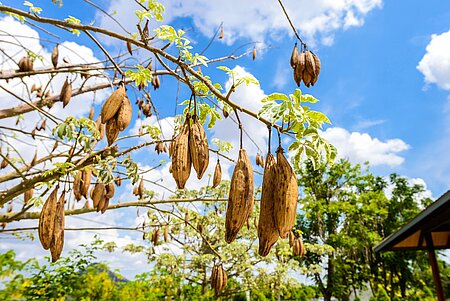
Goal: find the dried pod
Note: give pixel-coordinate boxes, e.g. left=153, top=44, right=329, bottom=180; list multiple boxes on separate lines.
left=39, top=119, right=47, bottom=131
left=164, top=225, right=169, bottom=242
left=51, top=44, right=59, bottom=68
left=106, top=117, right=120, bottom=146
left=290, top=43, right=299, bottom=69
left=31, top=128, right=37, bottom=140
left=30, top=150, right=37, bottom=167
left=222, top=107, right=229, bottom=118
left=170, top=118, right=191, bottom=189
left=80, top=169, right=92, bottom=199
left=302, top=68, right=312, bottom=87
left=219, top=26, right=224, bottom=39
left=294, top=52, right=306, bottom=87
left=38, top=186, right=58, bottom=250
left=274, top=147, right=298, bottom=238
left=293, top=238, right=305, bottom=257
left=189, top=115, right=209, bottom=179
left=142, top=103, right=152, bottom=118
left=18, top=56, right=33, bottom=72
left=126, top=40, right=133, bottom=55
left=88, top=106, right=95, bottom=120
left=101, top=84, right=126, bottom=123
left=138, top=178, right=144, bottom=198
left=100, top=197, right=109, bottom=214
left=117, top=96, right=132, bottom=131
left=152, top=227, right=160, bottom=245
left=96, top=194, right=106, bottom=212
left=255, top=153, right=262, bottom=167
left=212, top=160, right=222, bottom=188
left=95, top=116, right=105, bottom=141
left=114, top=176, right=122, bottom=187
left=60, top=78, right=72, bottom=108
left=155, top=141, right=164, bottom=154
left=152, top=75, right=160, bottom=90
left=1, top=153, right=9, bottom=169
left=50, top=191, right=65, bottom=262
left=258, top=153, right=279, bottom=257
left=105, top=182, right=115, bottom=199
left=24, top=188, right=34, bottom=205
left=225, top=149, right=254, bottom=243
left=211, top=264, right=227, bottom=295
left=252, top=47, right=257, bottom=60
left=73, top=171, right=83, bottom=201
left=91, top=183, right=106, bottom=209
left=52, top=141, right=59, bottom=153
left=310, top=51, right=321, bottom=86
left=305, top=50, right=316, bottom=79
left=289, top=231, right=295, bottom=247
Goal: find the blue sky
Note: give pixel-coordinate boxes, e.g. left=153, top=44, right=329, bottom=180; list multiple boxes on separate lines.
left=1, top=0, right=450, bottom=277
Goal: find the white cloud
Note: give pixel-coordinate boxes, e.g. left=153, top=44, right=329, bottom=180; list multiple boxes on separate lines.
left=322, top=127, right=409, bottom=167
left=417, top=30, right=450, bottom=90
left=98, top=0, right=382, bottom=46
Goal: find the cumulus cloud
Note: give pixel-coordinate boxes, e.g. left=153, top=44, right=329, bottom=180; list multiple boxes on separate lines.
left=98, top=0, right=382, bottom=46
left=417, top=30, right=450, bottom=90
left=321, top=127, right=409, bottom=167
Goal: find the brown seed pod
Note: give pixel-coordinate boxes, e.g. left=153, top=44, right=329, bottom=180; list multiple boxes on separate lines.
left=91, top=183, right=106, bottom=209
left=290, top=43, right=299, bottom=69
left=289, top=231, right=295, bottom=247
left=274, top=147, right=298, bottom=238
left=252, top=48, right=257, bottom=60
left=88, top=106, right=95, bottom=120
left=95, top=116, right=105, bottom=141
left=106, top=117, right=120, bottom=146
left=258, top=153, right=279, bottom=257
left=127, top=40, right=133, bottom=55
left=30, top=150, right=37, bottom=167
left=100, top=197, right=110, bottom=214
left=38, top=186, right=59, bottom=250
left=18, top=56, right=33, bottom=72
left=24, top=188, right=34, bottom=205
left=152, top=75, right=160, bottom=90
left=305, top=50, right=316, bottom=79
left=80, top=169, right=92, bottom=199
left=225, top=149, right=254, bottom=243
left=60, top=78, right=72, bottom=108
left=163, top=225, right=169, bottom=242
left=0, top=153, right=9, bottom=169
left=155, top=141, right=164, bottom=154
left=170, top=117, right=191, bottom=189
left=105, top=182, right=115, bottom=199
left=50, top=191, right=65, bottom=262
left=51, top=44, right=59, bottom=68
left=212, top=160, right=222, bottom=188
left=310, top=52, right=321, bottom=86
left=189, top=115, right=209, bottom=180
left=294, top=52, right=306, bottom=86
left=302, top=69, right=312, bottom=87
left=101, top=84, right=126, bottom=123
left=31, top=128, right=36, bottom=140
left=138, top=178, right=144, bottom=198
left=222, top=107, right=229, bottom=118
left=39, top=119, right=47, bottom=131
left=117, top=96, right=132, bottom=131
left=152, top=227, right=160, bottom=245
left=114, top=175, right=122, bottom=187
left=96, top=194, right=106, bottom=212
left=73, top=171, right=82, bottom=201
left=219, top=26, right=224, bottom=39
left=51, top=141, right=59, bottom=153
left=142, top=103, right=152, bottom=118
left=211, top=264, right=227, bottom=295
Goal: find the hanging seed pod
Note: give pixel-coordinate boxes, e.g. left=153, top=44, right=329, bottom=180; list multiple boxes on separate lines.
left=1, top=153, right=9, bottom=169
left=212, top=160, right=222, bottom=188
left=170, top=117, right=191, bottom=189
left=210, top=264, right=227, bottom=295
left=292, top=237, right=306, bottom=257
left=126, top=40, right=133, bottom=55
left=310, top=52, right=321, bottom=86
left=274, top=147, right=298, bottom=238
left=163, top=225, right=169, bottom=242
left=302, top=68, right=312, bottom=87
left=114, top=175, right=122, bottom=187
left=39, top=119, right=46, bottom=131
left=51, top=44, right=59, bottom=69
left=101, top=83, right=126, bottom=123
left=290, top=43, right=299, bottom=69
left=252, top=48, right=257, bottom=60
left=88, top=107, right=95, bottom=120
left=30, top=150, right=37, bottom=167
left=152, top=75, right=160, bottom=90
left=38, top=186, right=59, bottom=250
left=106, top=117, right=120, bottom=146
left=96, top=194, right=106, bottom=212
left=80, top=169, right=92, bottom=199
left=73, top=171, right=82, bottom=201
left=219, top=26, right=224, bottom=39
left=142, top=103, right=152, bottom=117
left=137, top=178, right=144, bottom=198
left=105, top=182, right=115, bottom=199
left=289, top=231, right=295, bottom=247
left=225, top=149, right=254, bottom=243
left=31, top=128, right=37, bottom=140
left=294, top=52, right=306, bottom=87
left=222, top=107, right=229, bottom=118
left=258, top=153, right=279, bottom=257
left=255, top=153, right=262, bottom=167
left=189, top=115, right=209, bottom=180
left=24, top=188, right=34, bottom=205
left=152, top=227, right=160, bottom=245
left=117, top=95, right=132, bottom=131
left=50, top=191, right=65, bottom=262
left=100, top=197, right=109, bottom=214
left=18, top=56, right=33, bottom=72
left=95, top=116, right=105, bottom=141
left=91, top=183, right=106, bottom=209
left=305, top=50, right=316, bottom=79
left=51, top=141, right=59, bottom=153
left=155, top=141, right=164, bottom=154
left=60, top=78, right=72, bottom=108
